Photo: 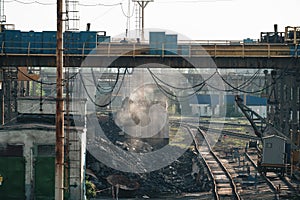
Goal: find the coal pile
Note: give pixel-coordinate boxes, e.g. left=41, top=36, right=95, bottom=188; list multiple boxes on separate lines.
left=86, top=116, right=212, bottom=198
left=87, top=148, right=212, bottom=198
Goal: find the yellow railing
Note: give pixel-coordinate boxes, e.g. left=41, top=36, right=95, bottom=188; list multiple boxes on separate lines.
left=0, top=41, right=298, bottom=58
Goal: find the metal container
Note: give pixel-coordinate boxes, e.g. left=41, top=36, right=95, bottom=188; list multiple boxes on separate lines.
left=80, top=31, right=97, bottom=54
left=97, top=35, right=111, bottom=43
left=42, top=31, right=56, bottom=54
left=20, top=31, right=29, bottom=54
left=64, top=31, right=81, bottom=54
left=262, top=135, right=286, bottom=165
left=165, top=34, right=178, bottom=55
left=0, top=32, right=3, bottom=53
left=243, top=38, right=255, bottom=44
left=149, top=32, right=165, bottom=55
left=32, top=32, right=43, bottom=54
left=3, top=30, right=22, bottom=54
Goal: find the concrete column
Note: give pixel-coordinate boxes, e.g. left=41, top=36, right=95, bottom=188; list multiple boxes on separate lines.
left=24, top=139, right=34, bottom=200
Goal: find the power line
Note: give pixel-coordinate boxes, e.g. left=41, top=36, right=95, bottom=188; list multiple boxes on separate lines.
left=156, top=0, right=233, bottom=3
left=215, top=69, right=263, bottom=92
left=207, top=59, right=294, bottom=94
left=4, top=0, right=55, bottom=5
left=79, top=68, right=127, bottom=108
left=4, top=0, right=123, bottom=6
left=148, top=68, right=216, bottom=90
left=15, top=67, right=79, bottom=86
left=147, top=68, right=207, bottom=102
left=120, top=1, right=135, bottom=18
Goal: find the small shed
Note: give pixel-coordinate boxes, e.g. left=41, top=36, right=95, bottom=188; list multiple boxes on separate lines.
left=262, top=135, right=286, bottom=166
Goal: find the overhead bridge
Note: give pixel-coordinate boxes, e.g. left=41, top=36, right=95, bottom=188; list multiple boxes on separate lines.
left=0, top=42, right=299, bottom=69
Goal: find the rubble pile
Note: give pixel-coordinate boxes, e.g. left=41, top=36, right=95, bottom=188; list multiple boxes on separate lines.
left=86, top=117, right=212, bottom=198
left=87, top=149, right=212, bottom=198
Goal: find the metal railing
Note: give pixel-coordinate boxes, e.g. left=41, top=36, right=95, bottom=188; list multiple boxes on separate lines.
left=0, top=41, right=298, bottom=58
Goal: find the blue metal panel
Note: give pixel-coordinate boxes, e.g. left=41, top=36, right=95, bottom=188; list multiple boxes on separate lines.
left=97, top=35, right=111, bottom=43
left=0, top=32, right=3, bottom=53
left=195, top=94, right=220, bottom=106
left=246, top=95, right=267, bottom=106
left=4, top=30, right=22, bottom=54
left=225, top=95, right=236, bottom=104
left=42, top=31, right=56, bottom=54
left=149, top=32, right=165, bottom=55
left=32, top=32, right=43, bottom=54
left=20, top=32, right=30, bottom=54
left=179, top=45, right=190, bottom=56
left=165, top=34, right=178, bottom=55
left=64, top=31, right=82, bottom=54
left=243, top=38, right=255, bottom=44
left=80, top=31, right=97, bottom=54
left=290, top=45, right=299, bottom=56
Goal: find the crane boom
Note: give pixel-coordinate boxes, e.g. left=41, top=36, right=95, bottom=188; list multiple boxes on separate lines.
left=235, top=95, right=298, bottom=149
left=235, top=95, right=266, bottom=139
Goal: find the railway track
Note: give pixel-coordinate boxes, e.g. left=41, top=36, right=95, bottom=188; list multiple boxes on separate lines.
left=245, top=148, right=299, bottom=200
left=184, top=125, right=241, bottom=200
left=178, top=122, right=299, bottom=199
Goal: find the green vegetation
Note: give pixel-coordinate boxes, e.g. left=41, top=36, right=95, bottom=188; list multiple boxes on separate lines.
left=85, top=180, right=97, bottom=200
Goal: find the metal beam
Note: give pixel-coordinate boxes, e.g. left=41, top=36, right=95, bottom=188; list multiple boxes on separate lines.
left=0, top=55, right=299, bottom=69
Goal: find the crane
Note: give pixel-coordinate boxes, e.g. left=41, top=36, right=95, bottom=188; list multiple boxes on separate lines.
left=235, top=95, right=298, bottom=149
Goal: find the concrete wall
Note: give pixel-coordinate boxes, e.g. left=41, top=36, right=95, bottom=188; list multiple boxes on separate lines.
left=17, top=97, right=86, bottom=115
left=0, top=128, right=86, bottom=200
left=190, top=104, right=220, bottom=116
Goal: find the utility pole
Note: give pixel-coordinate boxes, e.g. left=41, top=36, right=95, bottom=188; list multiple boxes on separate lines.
left=55, top=0, right=64, bottom=199
left=0, top=0, right=6, bottom=24
left=133, top=0, right=153, bottom=41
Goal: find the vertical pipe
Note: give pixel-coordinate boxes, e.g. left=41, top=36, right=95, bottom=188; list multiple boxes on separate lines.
left=0, top=82, right=3, bottom=125
left=0, top=69, right=3, bottom=125
left=141, top=2, right=145, bottom=41
left=65, top=68, right=70, bottom=196
left=55, top=0, right=64, bottom=199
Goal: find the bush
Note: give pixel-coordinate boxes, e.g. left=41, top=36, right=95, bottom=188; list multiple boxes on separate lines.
left=85, top=180, right=96, bottom=200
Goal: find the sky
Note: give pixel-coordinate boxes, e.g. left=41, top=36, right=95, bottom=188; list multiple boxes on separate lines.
left=3, top=0, right=300, bottom=40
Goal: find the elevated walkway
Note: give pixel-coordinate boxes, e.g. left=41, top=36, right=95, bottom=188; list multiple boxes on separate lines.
left=0, top=41, right=299, bottom=68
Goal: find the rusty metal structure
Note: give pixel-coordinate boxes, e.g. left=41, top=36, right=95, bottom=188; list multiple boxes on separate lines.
left=132, top=0, right=153, bottom=41
left=55, top=0, right=64, bottom=199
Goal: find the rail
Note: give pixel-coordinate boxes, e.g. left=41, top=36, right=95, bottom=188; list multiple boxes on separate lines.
left=197, top=127, right=241, bottom=200
left=183, top=124, right=241, bottom=200
left=245, top=151, right=299, bottom=199
left=0, top=41, right=299, bottom=58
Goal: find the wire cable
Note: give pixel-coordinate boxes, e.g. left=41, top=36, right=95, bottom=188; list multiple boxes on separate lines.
left=15, top=67, right=79, bottom=86
left=79, top=68, right=126, bottom=108
left=148, top=68, right=216, bottom=90
left=215, top=69, right=263, bottom=93
left=147, top=68, right=207, bottom=102
left=120, top=2, right=135, bottom=18
left=4, top=0, right=123, bottom=6
left=91, top=68, right=121, bottom=93
left=207, top=58, right=295, bottom=93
